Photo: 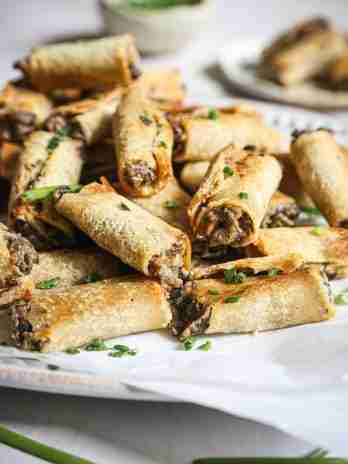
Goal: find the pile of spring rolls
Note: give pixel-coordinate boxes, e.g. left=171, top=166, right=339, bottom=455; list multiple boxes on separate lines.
left=258, top=17, right=348, bottom=88
left=0, top=33, right=347, bottom=354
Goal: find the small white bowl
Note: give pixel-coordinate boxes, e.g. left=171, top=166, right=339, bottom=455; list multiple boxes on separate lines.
left=100, top=0, right=215, bottom=54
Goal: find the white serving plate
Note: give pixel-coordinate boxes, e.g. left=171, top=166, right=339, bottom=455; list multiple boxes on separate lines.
left=219, top=40, right=348, bottom=110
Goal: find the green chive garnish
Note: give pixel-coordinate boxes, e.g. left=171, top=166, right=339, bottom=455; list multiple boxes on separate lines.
left=208, top=289, right=220, bottom=296
left=84, top=338, right=109, bottom=352
left=182, top=336, right=196, bottom=351
left=301, top=207, right=321, bottom=216
left=238, top=192, right=248, bottom=199
left=198, top=341, right=212, bottom=351
left=223, top=166, right=234, bottom=177
left=335, top=294, right=348, bottom=305
left=140, top=114, right=152, bottom=125
left=208, top=109, right=219, bottom=120
left=267, top=268, right=280, bottom=277
left=224, top=295, right=240, bottom=304
left=36, top=277, right=60, bottom=290
left=224, top=268, right=246, bottom=284
left=47, top=127, right=72, bottom=154
left=164, top=200, right=178, bottom=209
left=311, top=227, right=325, bottom=236
left=65, top=347, right=80, bottom=355
left=120, top=202, right=131, bottom=211
left=159, top=140, right=167, bottom=148
left=21, top=185, right=82, bottom=203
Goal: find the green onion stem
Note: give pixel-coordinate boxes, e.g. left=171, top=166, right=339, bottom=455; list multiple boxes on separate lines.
left=193, top=458, right=346, bottom=464
left=0, top=424, right=95, bottom=464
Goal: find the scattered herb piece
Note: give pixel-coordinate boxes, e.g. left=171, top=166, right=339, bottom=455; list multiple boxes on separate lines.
left=36, top=277, right=60, bottom=290
left=47, top=127, right=72, bottom=154
left=140, top=114, right=152, bottom=126
left=164, top=200, right=178, bottom=209
left=198, top=341, right=212, bottom=351
left=84, top=338, right=109, bottom=352
left=47, top=364, right=60, bottom=371
left=267, top=268, right=280, bottom=277
left=208, top=109, right=219, bottom=120
left=109, top=344, right=137, bottom=358
left=65, top=347, right=80, bottom=355
left=82, top=272, right=102, bottom=284
left=335, top=294, right=348, bottom=305
left=224, top=267, right=246, bottom=284
left=182, top=336, right=196, bottom=351
left=21, top=184, right=82, bottom=203
left=159, top=140, right=167, bottom=148
left=120, top=202, right=131, bottom=211
left=208, top=289, right=220, bottom=296
left=224, top=295, right=240, bottom=304
left=311, top=227, right=325, bottom=236
left=238, top=192, right=248, bottom=199
left=301, top=207, right=321, bottom=216
left=223, top=166, right=234, bottom=177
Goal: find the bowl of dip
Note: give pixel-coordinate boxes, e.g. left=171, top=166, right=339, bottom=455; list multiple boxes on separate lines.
left=100, top=0, right=215, bottom=54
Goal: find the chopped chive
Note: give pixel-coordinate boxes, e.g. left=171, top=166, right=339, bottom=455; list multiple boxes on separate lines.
left=238, top=192, right=248, bottom=200
left=311, top=227, right=325, bottom=236
left=267, top=268, right=280, bottom=277
left=208, top=289, right=220, bottom=296
left=84, top=338, right=109, bottom=352
left=223, top=166, right=234, bottom=177
left=159, top=140, right=167, bottom=148
left=36, top=277, right=60, bottom=290
left=224, top=267, right=246, bottom=284
left=164, top=200, right=178, bottom=209
left=65, top=347, right=80, bottom=355
left=47, top=127, right=72, bottom=154
left=109, top=344, right=137, bottom=358
left=140, top=114, right=152, bottom=126
left=224, top=295, right=240, bottom=304
left=301, top=207, right=321, bottom=216
left=21, top=184, right=82, bottom=203
left=120, top=202, right=131, bottom=211
left=198, top=340, right=212, bottom=351
left=182, top=336, right=196, bottom=351
left=335, top=294, right=348, bottom=305
left=47, top=364, right=60, bottom=371
left=208, top=109, right=219, bottom=120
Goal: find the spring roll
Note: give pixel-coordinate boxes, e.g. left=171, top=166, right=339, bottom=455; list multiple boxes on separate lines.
left=191, top=253, right=303, bottom=280
left=261, top=191, right=300, bottom=227
left=31, top=248, right=128, bottom=289
left=188, top=145, right=282, bottom=249
left=12, top=275, right=172, bottom=352
left=113, top=86, right=173, bottom=197
left=247, top=226, right=348, bottom=279
left=136, top=68, right=186, bottom=111
left=45, top=88, right=124, bottom=145
left=0, top=83, right=52, bottom=143
left=291, top=129, right=348, bottom=227
left=134, top=177, right=191, bottom=232
left=170, top=267, right=335, bottom=338
left=170, top=111, right=286, bottom=163
left=0, top=142, right=21, bottom=181
left=180, top=160, right=210, bottom=193
left=9, top=131, right=84, bottom=250
left=15, top=35, right=141, bottom=93
left=54, top=183, right=191, bottom=287
left=258, top=17, right=347, bottom=86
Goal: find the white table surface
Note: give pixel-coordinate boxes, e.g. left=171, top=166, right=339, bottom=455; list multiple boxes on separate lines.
left=1, top=0, right=347, bottom=462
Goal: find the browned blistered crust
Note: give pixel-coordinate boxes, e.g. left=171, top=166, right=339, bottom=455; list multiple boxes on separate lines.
left=170, top=267, right=335, bottom=338
left=12, top=275, right=172, bottom=352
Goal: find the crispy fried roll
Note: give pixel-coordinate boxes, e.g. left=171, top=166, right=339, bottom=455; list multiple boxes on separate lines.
left=54, top=183, right=191, bottom=287
left=291, top=129, right=348, bottom=227
left=0, top=142, right=21, bottom=181
left=137, top=68, right=186, bottom=111
left=113, top=86, right=173, bottom=197
left=134, top=178, right=191, bottom=232
left=191, top=253, right=303, bottom=280
left=259, top=17, right=347, bottom=86
left=170, top=111, right=285, bottom=163
left=9, top=131, right=84, bottom=250
left=180, top=160, right=209, bottom=193
left=188, top=145, right=282, bottom=249
left=247, top=226, right=348, bottom=279
left=15, top=35, right=141, bottom=93
left=262, top=191, right=300, bottom=227
left=45, top=89, right=124, bottom=145
left=0, top=83, right=52, bottom=143
left=12, top=275, right=172, bottom=352
left=32, top=248, right=127, bottom=289
left=170, top=267, right=334, bottom=338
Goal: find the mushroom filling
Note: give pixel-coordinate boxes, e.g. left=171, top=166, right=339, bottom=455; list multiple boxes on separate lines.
left=0, top=110, right=36, bottom=143
left=148, top=242, right=187, bottom=289
left=197, top=207, right=253, bottom=247
left=262, top=203, right=300, bottom=228
left=124, top=160, right=157, bottom=189
left=168, top=117, right=186, bottom=155
left=7, top=232, right=38, bottom=276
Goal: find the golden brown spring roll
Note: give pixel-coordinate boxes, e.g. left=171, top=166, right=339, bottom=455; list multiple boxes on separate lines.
left=247, top=226, right=348, bottom=279
left=291, top=129, right=348, bottom=227
left=191, top=253, right=304, bottom=280
left=188, top=145, right=282, bottom=249
left=261, top=191, right=300, bottom=227
left=45, top=89, right=124, bottom=146
left=136, top=68, right=186, bottom=111
left=31, top=248, right=128, bottom=289
left=134, top=177, right=191, bottom=232
left=180, top=160, right=209, bottom=193
left=12, top=275, right=172, bottom=352
left=0, top=83, right=52, bottom=143
left=113, top=86, right=173, bottom=197
left=259, top=17, right=347, bottom=86
left=0, top=142, right=21, bottom=181
left=170, top=111, right=286, bottom=163
left=15, top=35, right=141, bottom=93
left=54, top=183, right=191, bottom=287
left=9, top=131, right=84, bottom=250
left=325, top=51, right=348, bottom=90
left=170, top=267, right=335, bottom=338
